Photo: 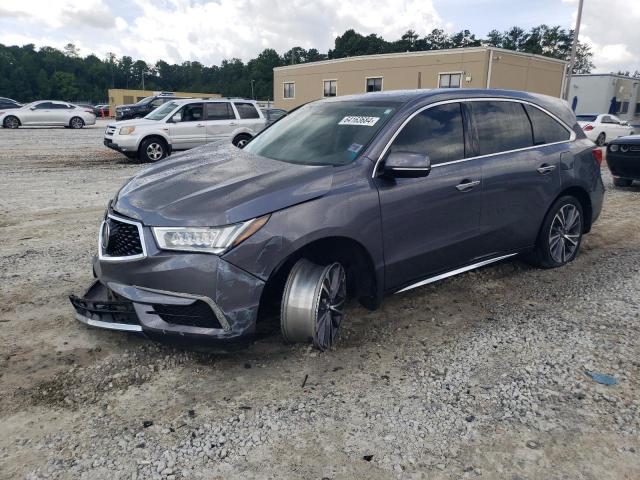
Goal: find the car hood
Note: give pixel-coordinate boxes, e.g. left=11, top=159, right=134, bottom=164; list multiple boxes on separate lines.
left=113, top=142, right=334, bottom=227
left=116, top=103, right=140, bottom=110
left=610, top=134, right=640, bottom=145
left=112, top=118, right=158, bottom=127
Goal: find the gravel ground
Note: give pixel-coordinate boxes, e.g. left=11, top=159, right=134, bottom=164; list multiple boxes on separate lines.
left=0, top=122, right=639, bottom=480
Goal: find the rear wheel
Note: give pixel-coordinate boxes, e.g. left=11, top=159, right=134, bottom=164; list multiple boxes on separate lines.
left=281, top=259, right=347, bottom=351
left=138, top=138, right=168, bottom=163
left=529, top=196, right=584, bottom=269
left=69, top=116, right=85, bottom=129
left=596, top=132, right=606, bottom=146
left=232, top=133, right=252, bottom=148
left=613, top=177, right=633, bottom=187
left=3, top=115, right=20, bottom=129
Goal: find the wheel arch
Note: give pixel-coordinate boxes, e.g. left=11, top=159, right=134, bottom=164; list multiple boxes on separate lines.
left=553, top=185, right=593, bottom=233
left=138, top=133, right=171, bottom=152
left=257, top=235, right=380, bottom=323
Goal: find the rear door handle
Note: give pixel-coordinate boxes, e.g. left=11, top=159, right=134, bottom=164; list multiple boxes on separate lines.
left=456, top=179, right=480, bottom=192
left=196, top=124, right=205, bottom=128
left=537, top=164, right=557, bottom=174
left=229, top=122, right=238, bottom=126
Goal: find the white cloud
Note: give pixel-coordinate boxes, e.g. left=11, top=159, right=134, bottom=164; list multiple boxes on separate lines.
left=563, top=0, right=640, bottom=73
left=0, top=0, right=443, bottom=65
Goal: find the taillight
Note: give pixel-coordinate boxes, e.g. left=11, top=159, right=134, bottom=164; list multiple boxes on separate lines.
left=592, top=147, right=603, bottom=166
left=85, top=109, right=95, bottom=114
left=583, top=124, right=594, bottom=131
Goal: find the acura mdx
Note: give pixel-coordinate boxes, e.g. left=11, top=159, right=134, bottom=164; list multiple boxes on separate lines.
left=70, top=89, right=604, bottom=351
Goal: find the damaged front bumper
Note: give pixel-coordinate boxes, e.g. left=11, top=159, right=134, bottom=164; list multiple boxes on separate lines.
left=70, top=236, right=266, bottom=344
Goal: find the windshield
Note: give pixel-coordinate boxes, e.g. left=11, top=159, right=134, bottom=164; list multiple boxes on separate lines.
left=136, top=96, right=154, bottom=105
left=145, top=101, right=179, bottom=120
left=576, top=115, right=598, bottom=122
left=244, top=100, right=400, bottom=165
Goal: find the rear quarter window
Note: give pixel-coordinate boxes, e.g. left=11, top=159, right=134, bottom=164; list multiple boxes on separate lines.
left=234, top=103, right=260, bottom=119
left=470, top=101, right=533, bottom=155
left=523, top=105, right=571, bottom=145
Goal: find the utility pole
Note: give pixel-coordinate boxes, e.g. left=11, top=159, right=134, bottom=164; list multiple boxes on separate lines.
left=564, top=0, right=584, bottom=100
left=141, top=66, right=145, bottom=90
left=250, top=79, right=255, bottom=99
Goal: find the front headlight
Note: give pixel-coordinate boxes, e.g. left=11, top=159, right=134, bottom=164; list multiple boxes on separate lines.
left=119, top=126, right=136, bottom=135
left=609, top=144, right=619, bottom=152
left=152, top=215, right=270, bottom=254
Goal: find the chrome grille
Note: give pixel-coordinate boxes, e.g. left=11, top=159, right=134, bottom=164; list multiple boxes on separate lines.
left=100, top=215, right=146, bottom=261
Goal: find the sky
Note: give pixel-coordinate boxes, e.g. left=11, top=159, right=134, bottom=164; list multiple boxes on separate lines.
left=0, top=0, right=637, bottom=73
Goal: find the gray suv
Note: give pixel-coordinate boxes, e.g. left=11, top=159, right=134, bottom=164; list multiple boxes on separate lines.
left=70, top=89, right=604, bottom=351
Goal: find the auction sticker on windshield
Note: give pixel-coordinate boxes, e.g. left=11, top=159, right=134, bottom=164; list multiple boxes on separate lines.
left=338, top=116, right=380, bottom=126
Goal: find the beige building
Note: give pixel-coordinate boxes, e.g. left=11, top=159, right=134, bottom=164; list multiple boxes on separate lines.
left=106, top=89, right=221, bottom=116
left=273, top=47, right=568, bottom=110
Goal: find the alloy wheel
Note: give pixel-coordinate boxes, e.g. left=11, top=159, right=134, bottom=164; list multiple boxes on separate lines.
left=548, top=204, right=582, bottom=264
left=236, top=138, right=249, bottom=148
left=146, top=143, right=164, bottom=161
left=281, top=259, right=347, bottom=351
left=70, top=117, right=84, bottom=129
left=5, top=116, right=19, bottom=129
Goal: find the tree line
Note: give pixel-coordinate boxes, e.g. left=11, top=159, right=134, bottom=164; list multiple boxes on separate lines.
left=0, top=25, right=595, bottom=104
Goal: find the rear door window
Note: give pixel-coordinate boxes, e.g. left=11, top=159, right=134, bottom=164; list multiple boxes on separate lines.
left=389, top=103, right=465, bottom=165
left=470, top=101, right=533, bottom=155
left=523, top=104, right=570, bottom=145
left=206, top=102, right=235, bottom=120
left=234, top=102, right=260, bottom=119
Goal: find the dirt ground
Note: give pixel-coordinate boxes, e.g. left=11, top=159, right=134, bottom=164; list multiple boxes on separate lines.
left=0, top=121, right=639, bottom=479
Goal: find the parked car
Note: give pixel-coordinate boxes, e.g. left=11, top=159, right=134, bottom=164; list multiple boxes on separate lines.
left=115, top=93, right=187, bottom=121
left=0, top=100, right=96, bottom=129
left=70, top=89, right=604, bottom=351
left=577, top=113, right=634, bottom=146
left=93, top=104, right=110, bottom=116
left=104, top=98, right=266, bottom=162
left=261, top=107, right=287, bottom=126
left=606, top=135, right=640, bottom=187
left=0, top=97, right=21, bottom=109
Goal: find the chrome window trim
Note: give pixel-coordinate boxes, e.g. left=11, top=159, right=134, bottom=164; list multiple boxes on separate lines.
left=75, top=312, right=143, bottom=332
left=98, top=213, right=148, bottom=262
left=372, top=97, right=577, bottom=178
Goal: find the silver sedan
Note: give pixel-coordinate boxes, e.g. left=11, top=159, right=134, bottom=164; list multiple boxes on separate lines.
left=0, top=100, right=97, bottom=129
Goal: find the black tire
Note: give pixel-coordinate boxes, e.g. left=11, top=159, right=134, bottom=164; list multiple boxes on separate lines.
left=596, top=132, right=606, bottom=146
left=138, top=137, right=168, bottom=163
left=528, top=195, right=584, bottom=269
left=3, top=115, right=20, bottom=129
left=280, top=259, right=347, bottom=351
left=69, top=116, right=85, bottom=129
left=232, top=133, right=252, bottom=148
left=613, top=177, right=633, bottom=187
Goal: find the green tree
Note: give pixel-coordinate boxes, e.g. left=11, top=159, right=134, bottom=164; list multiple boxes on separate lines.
left=51, top=71, right=79, bottom=100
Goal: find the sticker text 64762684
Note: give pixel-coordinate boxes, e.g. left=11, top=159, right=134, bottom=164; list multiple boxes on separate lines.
left=338, top=116, right=380, bottom=127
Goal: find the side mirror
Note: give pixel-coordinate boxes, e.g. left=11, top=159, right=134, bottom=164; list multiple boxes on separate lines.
left=29, top=106, right=36, bottom=110
left=171, top=112, right=182, bottom=123
left=383, top=152, right=431, bottom=178
left=620, top=120, right=629, bottom=126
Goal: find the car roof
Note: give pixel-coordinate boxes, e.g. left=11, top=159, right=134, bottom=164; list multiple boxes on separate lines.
left=319, top=88, right=578, bottom=127
left=170, top=98, right=258, bottom=105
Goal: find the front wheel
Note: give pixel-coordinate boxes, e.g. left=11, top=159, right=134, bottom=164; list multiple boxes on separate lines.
left=138, top=138, right=168, bottom=163
left=3, top=116, right=20, bottom=129
left=281, top=259, right=347, bottom=351
left=613, top=177, right=633, bottom=187
left=69, top=117, right=85, bottom=129
left=529, top=196, right=584, bottom=269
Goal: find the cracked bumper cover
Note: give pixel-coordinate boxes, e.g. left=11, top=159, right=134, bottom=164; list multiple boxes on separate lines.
left=70, top=249, right=266, bottom=342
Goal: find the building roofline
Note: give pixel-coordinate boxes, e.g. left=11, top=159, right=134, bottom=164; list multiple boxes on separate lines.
left=273, top=46, right=567, bottom=71
left=572, top=73, right=640, bottom=80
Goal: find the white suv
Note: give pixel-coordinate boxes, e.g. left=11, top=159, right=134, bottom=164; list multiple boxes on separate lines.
left=104, top=98, right=266, bottom=162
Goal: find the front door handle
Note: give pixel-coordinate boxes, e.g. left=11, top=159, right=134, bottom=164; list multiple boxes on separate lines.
left=229, top=122, right=238, bottom=126
left=537, top=164, right=557, bottom=174
left=196, top=124, right=205, bottom=128
left=456, top=179, right=480, bottom=192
